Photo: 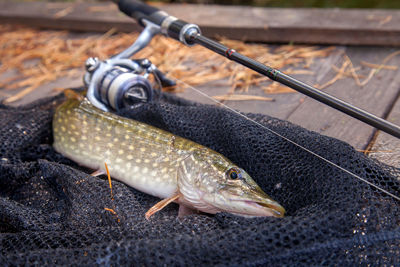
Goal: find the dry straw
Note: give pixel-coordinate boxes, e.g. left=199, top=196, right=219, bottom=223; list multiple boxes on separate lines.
left=0, top=25, right=398, bottom=103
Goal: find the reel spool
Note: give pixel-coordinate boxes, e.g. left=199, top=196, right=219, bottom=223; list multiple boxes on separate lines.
left=96, top=67, right=153, bottom=111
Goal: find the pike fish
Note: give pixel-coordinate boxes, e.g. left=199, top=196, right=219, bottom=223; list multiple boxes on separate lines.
left=53, top=96, right=285, bottom=218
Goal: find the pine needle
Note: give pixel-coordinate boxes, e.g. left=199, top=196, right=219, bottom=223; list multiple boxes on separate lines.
left=104, top=162, right=113, bottom=200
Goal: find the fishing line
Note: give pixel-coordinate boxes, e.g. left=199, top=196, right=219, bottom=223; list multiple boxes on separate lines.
left=100, top=0, right=399, bottom=201
left=170, top=76, right=400, bottom=202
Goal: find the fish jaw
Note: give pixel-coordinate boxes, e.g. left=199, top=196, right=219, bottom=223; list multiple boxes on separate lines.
left=224, top=196, right=285, bottom=218
left=203, top=186, right=285, bottom=218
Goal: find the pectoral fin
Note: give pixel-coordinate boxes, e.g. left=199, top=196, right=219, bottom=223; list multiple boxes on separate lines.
left=145, top=193, right=180, bottom=220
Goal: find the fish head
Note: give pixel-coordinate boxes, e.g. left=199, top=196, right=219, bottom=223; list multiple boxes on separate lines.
left=178, top=149, right=285, bottom=218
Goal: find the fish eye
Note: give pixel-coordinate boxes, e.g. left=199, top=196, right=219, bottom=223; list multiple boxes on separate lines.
left=227, top=168, right=242, bottom=180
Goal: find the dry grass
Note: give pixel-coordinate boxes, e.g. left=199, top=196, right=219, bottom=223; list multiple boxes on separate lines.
left=2, top=24, right=396, bottom=104
left=315, top=50, right=400, bottom=90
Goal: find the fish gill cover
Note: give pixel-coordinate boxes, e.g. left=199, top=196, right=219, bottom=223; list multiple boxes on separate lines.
left=0, top=92, right=399, bottom=266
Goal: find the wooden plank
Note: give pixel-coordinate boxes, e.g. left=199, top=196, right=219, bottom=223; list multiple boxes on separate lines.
left=369, top=95, right=400, bottom=167
left=1, top=2, right=400, bottom=46
left=6, top=76, right=82, bottom=106
left=286, top=47, right=400, bottom=150
left=210, top=47, right=345, bottom=119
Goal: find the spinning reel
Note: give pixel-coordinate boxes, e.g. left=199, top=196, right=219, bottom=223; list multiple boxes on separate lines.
left=83, top=21, right=176, bottom=112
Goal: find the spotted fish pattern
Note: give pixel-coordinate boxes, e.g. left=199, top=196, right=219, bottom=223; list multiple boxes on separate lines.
left=53, top=98, right=285, bottom=217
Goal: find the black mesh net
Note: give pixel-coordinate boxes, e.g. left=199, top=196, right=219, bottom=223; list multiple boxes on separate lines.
left=1, top=92, right=399, bottom=266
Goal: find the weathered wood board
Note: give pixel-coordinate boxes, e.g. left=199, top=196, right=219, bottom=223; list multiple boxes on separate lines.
left=1, top=2, right=400, bottom=46
left=287, top=47, right=400, bottom=150
left=5, top=41, right=400, bottom=153
left=370, top=96, right=400, bottom=168
left=179, top=46, right=400, bottom=151
left=215, top=48, right=345, bottom=119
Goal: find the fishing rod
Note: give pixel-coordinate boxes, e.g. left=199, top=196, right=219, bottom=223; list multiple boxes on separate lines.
left=81, top=0, right=400, bottom=201
left=104, top=0, right=400, bottom=139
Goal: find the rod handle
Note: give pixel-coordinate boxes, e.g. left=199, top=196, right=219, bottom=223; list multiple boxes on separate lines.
left=115, top=0, right=200, bottom=45
left=117, top=0, right=167, bottom=27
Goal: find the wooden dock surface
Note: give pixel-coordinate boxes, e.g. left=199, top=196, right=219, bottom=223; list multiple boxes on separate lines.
left=0, top=2, right=399, bottom=167
left=1, top=2, right=400, bottom=46
left=177, top=46, right=400, bottom=161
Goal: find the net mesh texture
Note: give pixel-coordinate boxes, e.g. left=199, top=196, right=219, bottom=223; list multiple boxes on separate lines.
left=0, top=92, right=399, bottom=266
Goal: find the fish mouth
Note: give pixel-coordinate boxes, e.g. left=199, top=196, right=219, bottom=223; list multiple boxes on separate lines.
left=249, top=200, right=285, bottom=218
left=227, top=199, right=286, bottom=218
left=218, top=186, right=285, bottom=218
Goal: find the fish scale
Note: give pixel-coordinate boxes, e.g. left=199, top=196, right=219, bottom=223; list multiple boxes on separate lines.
left=53, top=97, right=285, bottom=217
left=53, top=98, right=194, bottom=199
